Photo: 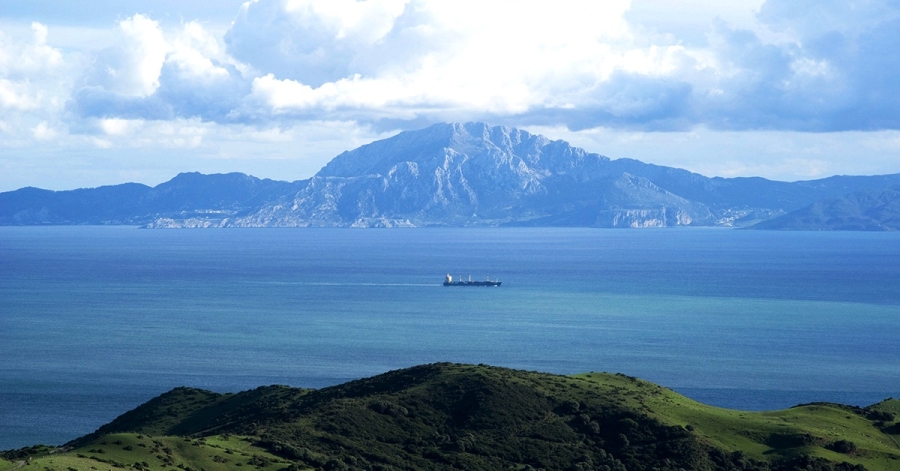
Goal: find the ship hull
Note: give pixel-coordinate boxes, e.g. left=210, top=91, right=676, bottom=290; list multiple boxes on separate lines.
left=443, top=281, right=502, bottom=287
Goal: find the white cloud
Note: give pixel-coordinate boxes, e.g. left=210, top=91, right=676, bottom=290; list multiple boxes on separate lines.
left=251, top=73, right=431, bottom=116
left=31, top=121, right=57, bottom=140
left=0, top=78, right=39, bottom=110
left=283, top=0, right=408, bottom=42
left=236, top=0, right=695, bottom=123
left=166, top=25, right=229, bottom=83
left=20, top=23, right=63, bottom=73
left=0, top=20, right=72, bottom=147
left=99, top=118, right=143, bottom=136
left=61, top=0, right=900, bottom=133
left=626, top=0, right=765, bottom=45
left=117, top=15, right=167, bottom=96
left=0, top=22, right=65, bottom=113
left=71, top=16, right=250, bottom=122
left=7, top=0, right=900, bottom=192
left=82, top=14, right=167, bottom=97
left=225, top=0, right=431, bottom=87
left=0, top=22, right=63, bottom=78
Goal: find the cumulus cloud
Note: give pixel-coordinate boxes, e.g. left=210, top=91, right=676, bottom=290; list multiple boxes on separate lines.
left=0, top=22, right=64, bottom=111
left=0, top=21, right=72, bottom=149
left=71, top=15, right=250, bottom=122
left=693, top=0, right=900, bottom=131
left=0, top=22, right=63, bottom=78
left=237, top=0, right=674, bottom=124
left=31, top=121, right=58, bottom=140
left=233, top=0, right=875, bottom=132
left=225, top=0, right=420, bottom=87
left=81, top=14, right=167, bottom=97
left=154, top=22, right=252, bottom=120
left=0, top=78, right=40, bottom=110
left=10, top=0, right=900, bottom=190
left=44, top=0, right=900, bottom=134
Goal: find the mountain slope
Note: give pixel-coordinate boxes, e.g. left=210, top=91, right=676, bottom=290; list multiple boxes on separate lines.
left=749, top=188, right=900, bottom=230
left=0, top=183, right=152, bottom=225
left=6, top=123, right=900, bottom=229
left=231, top=122, right=900, bottom=228
left=232, top=122, right=716, bottom=227
left=6, top=363, right=898, bottom=471
left=608, top=160, right=900, bottom=212
left=0, top=173, right=302, bottom=226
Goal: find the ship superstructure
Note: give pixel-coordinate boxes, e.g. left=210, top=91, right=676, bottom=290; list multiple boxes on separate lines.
left=443, top=274, right=501, bottom=287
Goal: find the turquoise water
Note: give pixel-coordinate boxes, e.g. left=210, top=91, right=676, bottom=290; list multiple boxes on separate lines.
left=1, top=226, right=899, bottom=449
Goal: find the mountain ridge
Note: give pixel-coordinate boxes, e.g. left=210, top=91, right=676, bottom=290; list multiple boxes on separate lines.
left=4, top=122, right=900, bottom=229
left=0, top=172, right=303, bottom=226
left=749, top=187, right=900, bottom=230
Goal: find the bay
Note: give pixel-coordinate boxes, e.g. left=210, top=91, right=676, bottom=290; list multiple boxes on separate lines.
left=1, top=226, right=899, bottom=449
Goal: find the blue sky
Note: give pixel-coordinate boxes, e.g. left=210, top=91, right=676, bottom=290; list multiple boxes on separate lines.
left=3, top=0, right=900, bottom=191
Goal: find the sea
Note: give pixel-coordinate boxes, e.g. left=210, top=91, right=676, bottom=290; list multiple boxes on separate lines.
left=1, top=226, right=899, bottom=450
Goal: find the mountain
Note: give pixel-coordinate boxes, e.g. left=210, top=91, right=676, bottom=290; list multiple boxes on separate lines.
left=230, top=122, right=716, bottom=228
left=748, top=188, right=900, bottom=231
left=0, top=172, right=301, bottom=226
left=0, top=183, right=153, bottom=225
left=228, top=122, right=900, bottom=228
left=3, top=363, right=897, bottom=470
left=5, top=122, right=900, bottom=229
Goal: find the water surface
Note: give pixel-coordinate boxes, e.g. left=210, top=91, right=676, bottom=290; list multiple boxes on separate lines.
left=1, top=227, right=898, bottom=449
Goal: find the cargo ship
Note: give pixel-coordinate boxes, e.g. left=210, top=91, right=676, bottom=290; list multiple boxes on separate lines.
left=443, top=274, right=501, bottom=287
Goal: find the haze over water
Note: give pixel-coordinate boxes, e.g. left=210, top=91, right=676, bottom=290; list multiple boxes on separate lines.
left=1, top=226, right=899, bottom=449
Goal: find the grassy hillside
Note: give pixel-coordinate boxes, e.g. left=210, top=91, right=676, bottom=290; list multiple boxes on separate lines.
left=3, top=363, right=898, bottom=471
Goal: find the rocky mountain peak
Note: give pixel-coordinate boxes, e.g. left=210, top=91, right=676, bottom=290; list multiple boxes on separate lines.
left=317, top=122, right=588, bottom=180
left=232, top=122, right=710, bottom=227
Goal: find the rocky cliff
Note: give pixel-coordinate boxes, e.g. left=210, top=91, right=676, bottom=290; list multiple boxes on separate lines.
left=230, top=122, right=714, bottom=227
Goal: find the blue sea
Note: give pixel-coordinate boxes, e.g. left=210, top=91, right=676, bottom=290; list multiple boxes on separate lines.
left=1, top=226, right=899, bottom=450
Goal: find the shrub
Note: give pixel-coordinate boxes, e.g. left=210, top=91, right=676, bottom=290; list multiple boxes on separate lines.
left=828, top=439, right=857, bottom=454
left=870, top=410, right=895, bottom=422
left=323, top=458, right=349, bottom=470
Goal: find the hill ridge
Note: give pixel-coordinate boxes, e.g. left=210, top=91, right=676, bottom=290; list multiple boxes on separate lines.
left=6, top=363, right=896, bottom=471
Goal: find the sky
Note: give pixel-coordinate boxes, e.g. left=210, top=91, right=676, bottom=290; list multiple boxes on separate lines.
left=3, top=0, right=900, bottom=191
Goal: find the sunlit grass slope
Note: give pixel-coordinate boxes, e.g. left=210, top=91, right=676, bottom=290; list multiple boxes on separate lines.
left=3, top=363, right=898, bottom=471
left=572, top=372, right=900, bottom=471
left=0, top=434, right=290, bottom=471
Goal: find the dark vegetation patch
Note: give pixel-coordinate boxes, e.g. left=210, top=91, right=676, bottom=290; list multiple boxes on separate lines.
left=0, top=444, right=55, bottom=461
left=765, top=432, right=825, bottom=449
left=43, top=363, right=896, bottom=471
left=828, top=439, right=859, bottom=455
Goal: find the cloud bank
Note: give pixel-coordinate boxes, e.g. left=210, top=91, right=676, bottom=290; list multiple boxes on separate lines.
left=4, top=0, right=900, bottom=190
left=46, top=0, right=900, bottom=133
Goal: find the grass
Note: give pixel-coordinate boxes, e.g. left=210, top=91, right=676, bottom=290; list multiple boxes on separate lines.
left=572, top=372, right=900, bottom=471
left=4, top=363, right=898, bottom=471
left=1, top=434, right=295, bottom=471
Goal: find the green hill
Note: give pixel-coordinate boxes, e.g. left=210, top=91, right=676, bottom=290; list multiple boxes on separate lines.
left=3, top=363, right=899, bottom=470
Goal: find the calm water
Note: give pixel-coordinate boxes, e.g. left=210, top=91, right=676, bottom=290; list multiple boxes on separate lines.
left=1, top=226, right=899, bottom=449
